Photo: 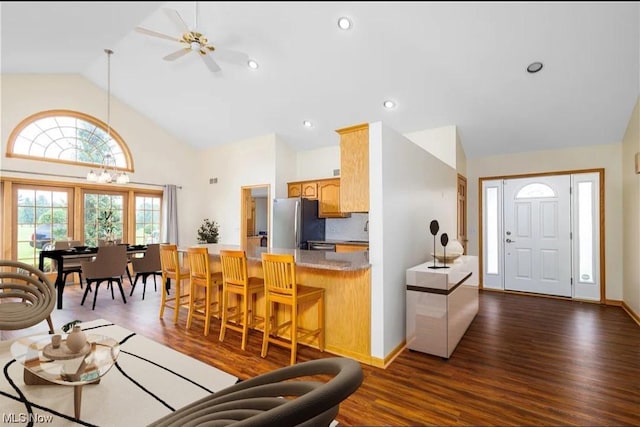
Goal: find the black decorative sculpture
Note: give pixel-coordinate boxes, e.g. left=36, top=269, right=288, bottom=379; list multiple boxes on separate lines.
left=440, top=232, right=449, bottom=268
left=428, top=220, right=439, bottom=269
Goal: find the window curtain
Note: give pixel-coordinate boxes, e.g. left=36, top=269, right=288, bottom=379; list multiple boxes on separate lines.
left=162, top=184, right=179, bottom=244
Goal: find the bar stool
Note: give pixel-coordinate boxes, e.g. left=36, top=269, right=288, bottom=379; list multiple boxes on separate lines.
left=159, top=244, right=191, bottom=323
left=218, top=250, right=264, bottom=350
left=261, top=253, right=325, bottom=365
left=186, top=246, right=223, bottom=336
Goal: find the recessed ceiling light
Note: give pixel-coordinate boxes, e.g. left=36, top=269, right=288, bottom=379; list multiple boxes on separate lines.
left=383, top=100, right=396, bottom=109
left=247, top=59, right=259, bottom=70
left=337, top=17, right=352, bottom=30
left=303, top=120, right=313, bottom=128
left=527, top=61, right=543, bottom=73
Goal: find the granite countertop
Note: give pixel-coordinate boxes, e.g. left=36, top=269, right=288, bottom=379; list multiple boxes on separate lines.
left=180, top=244, right=370, bottom=272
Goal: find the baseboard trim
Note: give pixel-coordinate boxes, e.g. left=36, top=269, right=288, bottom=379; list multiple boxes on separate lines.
left=622, top=301, right=640, bottom=326
left=372, top=339, right=406, bottom=369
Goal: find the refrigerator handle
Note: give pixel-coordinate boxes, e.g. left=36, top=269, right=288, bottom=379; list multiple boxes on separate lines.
left=294, top=199, right=300, bottom=248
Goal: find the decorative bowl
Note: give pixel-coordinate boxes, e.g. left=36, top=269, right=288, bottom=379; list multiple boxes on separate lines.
left=73, top=245, right=89, bottom=251
left=431, top=253, right=461, bottom=263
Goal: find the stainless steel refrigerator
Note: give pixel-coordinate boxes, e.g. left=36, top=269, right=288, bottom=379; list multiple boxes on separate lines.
left=271, top=198, right=325, bottom=249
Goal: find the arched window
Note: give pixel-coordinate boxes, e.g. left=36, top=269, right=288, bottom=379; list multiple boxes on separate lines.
left=515, top=183, right=555, bottom=199
left=7, top=109, right=134, bottom=172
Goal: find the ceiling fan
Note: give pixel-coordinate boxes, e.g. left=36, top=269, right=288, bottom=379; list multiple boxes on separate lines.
left=135, top=2, right=249, bottom=73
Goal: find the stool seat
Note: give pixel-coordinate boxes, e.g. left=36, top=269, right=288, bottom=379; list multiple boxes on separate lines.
left=219, top=250, right=265, bottom=350
left=261, top=253, right=325, bottom=365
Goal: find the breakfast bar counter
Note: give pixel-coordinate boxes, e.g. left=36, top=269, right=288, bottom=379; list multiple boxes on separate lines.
left=179, top=244, right=373, bottom=364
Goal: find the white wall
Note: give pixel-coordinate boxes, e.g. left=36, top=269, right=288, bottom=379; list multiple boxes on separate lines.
left=274, top=137, right=297, bottom=199
left=467, top=143, right=624, bottom=301
left=369, top=121, right=458, bottom=359
left=404, top=125, right=457, bottom=169
left=198, top=134, right=278, bottom=245
left=622, top=97, right=640, bottom=316
left=295, top=145, right=340, bottom=181
left=0, top=74, right=202, bottom=245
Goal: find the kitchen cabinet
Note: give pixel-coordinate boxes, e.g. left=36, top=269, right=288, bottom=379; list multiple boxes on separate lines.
left=335, top=243, right=368, bottom=253
left=287, top=183, right=302, bottom=198
left=287, top=181, right=317, bottom=199
left=288, top=178, right=349, bottom=218
left=337, top=123, right=369, bottom=212
left=318, top=178, right=350, bottom=218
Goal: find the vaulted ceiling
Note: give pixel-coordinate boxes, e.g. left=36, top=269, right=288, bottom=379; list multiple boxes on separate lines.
left=2, top=1, right=638, bottom=158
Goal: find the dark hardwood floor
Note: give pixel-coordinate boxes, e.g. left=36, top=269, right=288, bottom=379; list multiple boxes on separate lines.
left=5, top=280, right=640, bottom=426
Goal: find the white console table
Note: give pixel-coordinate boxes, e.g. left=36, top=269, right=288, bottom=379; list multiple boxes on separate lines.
left=406, top=255, right=479, bottom=358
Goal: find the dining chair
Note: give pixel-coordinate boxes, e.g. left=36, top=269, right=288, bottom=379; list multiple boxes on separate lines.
left=261, top=253, right=325, bottom=365
left=130, top=243, right=162, bottom=300
left=54, top=240, right=84, bottom=289
left=186, top=246, right=223, bottom=336
left=159, top=244, right=191, bottom=323
left=80, top=245, right=129, bottom=310
left=218, top=250, right=264, bottom=350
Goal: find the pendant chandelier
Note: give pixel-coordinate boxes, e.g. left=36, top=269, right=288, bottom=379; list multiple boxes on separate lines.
left=86, top=48, right=129, bottom=185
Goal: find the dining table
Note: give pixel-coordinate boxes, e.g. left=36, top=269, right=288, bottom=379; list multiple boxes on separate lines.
left=39, top=245, right=148, bottom=309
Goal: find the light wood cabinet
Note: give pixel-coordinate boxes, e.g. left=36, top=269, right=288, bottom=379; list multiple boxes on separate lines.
left=335, top=243, right=368, bottom=253
left=337, top=123, right=369, bottom=212
left=288, top=183, right=302, bottom=198
left=301, top=182, right=317, bottom=200
left=318, top=178, right=350, bottom=218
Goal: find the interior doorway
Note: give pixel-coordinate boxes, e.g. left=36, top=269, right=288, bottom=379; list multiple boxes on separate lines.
left=240, top=185, right=270, bottom=252
left=480, top=170, right=603, bottom=301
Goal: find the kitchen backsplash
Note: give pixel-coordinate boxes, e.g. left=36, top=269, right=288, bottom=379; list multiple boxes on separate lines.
left=326, top=213, right=369, bottom=241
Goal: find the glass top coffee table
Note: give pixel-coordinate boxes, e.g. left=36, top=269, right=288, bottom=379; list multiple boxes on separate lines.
left=11, top=333, right=120, bottom=419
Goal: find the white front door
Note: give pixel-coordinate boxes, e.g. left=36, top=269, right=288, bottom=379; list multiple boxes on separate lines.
left=503, top=175, right=572, bottom=297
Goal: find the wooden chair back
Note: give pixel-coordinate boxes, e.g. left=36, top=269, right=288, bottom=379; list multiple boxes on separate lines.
left=219, top=250, right=248, bottom=288
left=160, top=244, right=180, bottom=275
left=261, top=253, right=296, bottom=298
left=187, top=246, right=211, bottom=285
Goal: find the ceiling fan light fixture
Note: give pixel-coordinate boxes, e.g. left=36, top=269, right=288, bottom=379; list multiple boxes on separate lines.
left=338, top=17, right=352, bottom=30
left=248, top=59, right=259, bottom=70
left=527, top=61, right=543, bottom=73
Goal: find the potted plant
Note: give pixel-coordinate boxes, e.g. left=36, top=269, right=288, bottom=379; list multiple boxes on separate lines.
left=99, top=210, right=116, bottom=242
left=197, top=218, right=219, bottom=243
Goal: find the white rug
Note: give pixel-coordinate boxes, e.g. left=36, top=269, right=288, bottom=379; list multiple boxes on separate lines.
left=0, top=319, right=239, bottom=426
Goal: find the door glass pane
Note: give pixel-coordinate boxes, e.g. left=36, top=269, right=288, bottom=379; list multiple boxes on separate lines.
left=486, top=187, right=499, bottom=274
left=16, top=188, right=69, bottom=267
left=135, top=195, right=161, bottom=244
left=577, top=182, right=593, bottom=283
left=516, top=183, right=555, bottom=198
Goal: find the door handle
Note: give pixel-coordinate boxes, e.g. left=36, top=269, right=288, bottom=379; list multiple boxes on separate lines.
left=506, top=238, right=515, bottom=243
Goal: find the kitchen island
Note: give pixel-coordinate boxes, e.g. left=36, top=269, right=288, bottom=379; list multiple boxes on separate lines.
left=179, top=244, right=373, bottom=364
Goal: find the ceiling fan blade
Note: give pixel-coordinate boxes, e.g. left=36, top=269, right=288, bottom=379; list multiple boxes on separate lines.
left=164, top=8, right=190, bottom=33
left=212, top=48, right=249, bottom=66
left=163, top=48, right=191, bottom=61
left=135, top=27, right=180, bottom=42
left=201, top=53, right=221, bottom=73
